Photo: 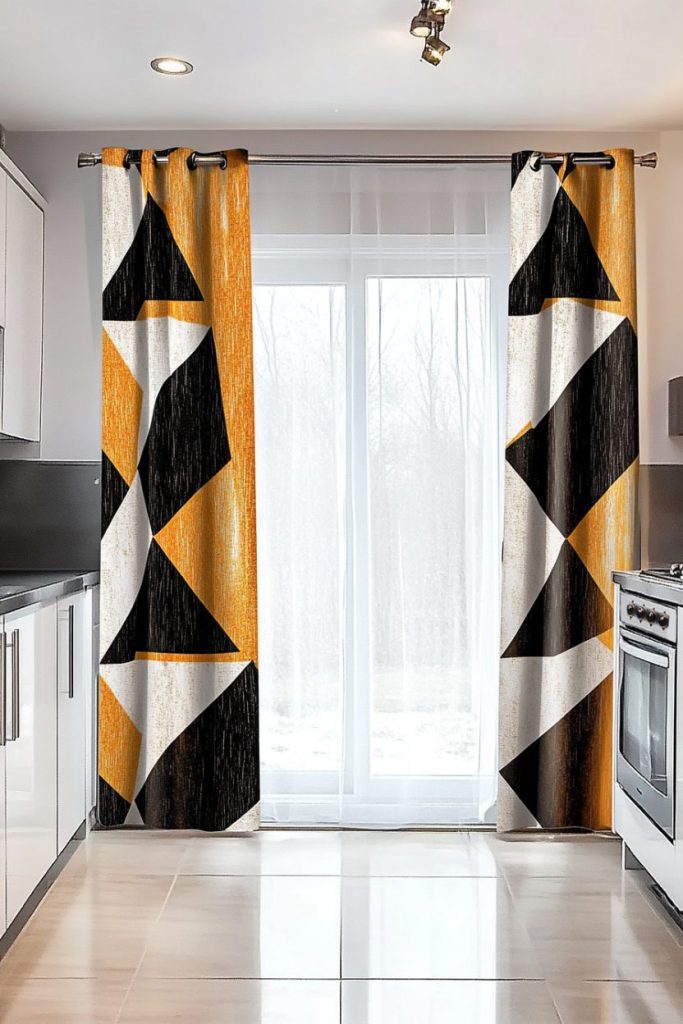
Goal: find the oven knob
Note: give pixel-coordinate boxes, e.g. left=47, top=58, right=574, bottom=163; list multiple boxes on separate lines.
left=647, top=609, right=657, bottom=624
left=627, top=602, right=636, bottom=616
left=636, top=605, right=646, bottom=620
left=659, top=612, right=670, bottom=629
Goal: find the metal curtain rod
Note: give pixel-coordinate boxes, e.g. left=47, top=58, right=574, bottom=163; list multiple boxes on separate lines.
left=77, top=150, right=659, bottom=169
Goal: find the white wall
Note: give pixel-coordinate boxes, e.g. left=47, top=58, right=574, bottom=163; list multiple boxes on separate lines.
left=4, top=128, right=667, bottom=462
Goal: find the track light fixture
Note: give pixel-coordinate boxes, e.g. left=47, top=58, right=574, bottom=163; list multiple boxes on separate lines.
left=421, top=26, right=450, bottom=66
left=410, top=1, right=434, bottom=37
left=408, top=1, right=453, bottom=66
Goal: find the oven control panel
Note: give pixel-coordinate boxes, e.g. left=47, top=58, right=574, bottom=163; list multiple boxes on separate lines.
left=619, top=591, right=677, bottom=643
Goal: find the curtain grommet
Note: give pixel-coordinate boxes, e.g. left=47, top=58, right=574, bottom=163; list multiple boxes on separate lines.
left=187, top=151, right=228, bottom=170
left=529, top=152, right=543, bottom=172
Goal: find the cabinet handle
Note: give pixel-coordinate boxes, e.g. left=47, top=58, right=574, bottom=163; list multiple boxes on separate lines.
left=11, top=629, right=19, bottom=741
left=68, top=604, right=74, bottom=699
left=0, top=632, right=6, bottom=747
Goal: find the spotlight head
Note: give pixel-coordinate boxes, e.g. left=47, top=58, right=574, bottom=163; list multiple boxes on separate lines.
left=410, top=2, right=434, bottom=37
left=430, top=0, right=453, bottom=13
left=421, top=30, right=450, bottom=66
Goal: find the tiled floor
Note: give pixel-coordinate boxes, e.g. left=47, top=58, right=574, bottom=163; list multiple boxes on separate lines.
left=1, top=831, right=683, bottom=1021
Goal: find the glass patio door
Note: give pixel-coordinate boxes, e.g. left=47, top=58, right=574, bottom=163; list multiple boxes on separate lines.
left=250, top=163, right=508, bottom=826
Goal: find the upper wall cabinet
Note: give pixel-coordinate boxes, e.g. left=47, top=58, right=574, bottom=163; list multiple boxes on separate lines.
left=0, top=153, right=46, bottom=442
left=0, top=173, right=6, bottom=329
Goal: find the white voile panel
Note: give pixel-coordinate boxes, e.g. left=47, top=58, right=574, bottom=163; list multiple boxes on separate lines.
left=250, top=164, right=509, bottom=827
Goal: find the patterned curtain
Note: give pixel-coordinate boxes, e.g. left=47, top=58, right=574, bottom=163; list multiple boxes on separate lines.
left=97, top=148, right=259, bottom=831
left=499, top=150, right=638, bottom=831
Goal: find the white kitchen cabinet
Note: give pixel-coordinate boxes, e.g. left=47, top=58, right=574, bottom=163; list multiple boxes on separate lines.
left=2, top=173, right=44, bottom=441
left=0, top=736, right=6, bottom=936
left=0, top=171, right=6, bottom=328
left=4, top=600, right=57, bottom=926
left=56, top=591, right=87, bottom=853
left=85, top=585, right=99, bottom=817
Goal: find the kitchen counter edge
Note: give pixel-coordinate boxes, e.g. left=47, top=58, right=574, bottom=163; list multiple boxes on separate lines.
left=0, top=571, right=100, bottom=616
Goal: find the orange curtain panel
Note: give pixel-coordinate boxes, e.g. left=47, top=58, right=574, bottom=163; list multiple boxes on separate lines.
left=499, top=150, right=639, bottom=831
left=98, top=148, right=259, bottom=830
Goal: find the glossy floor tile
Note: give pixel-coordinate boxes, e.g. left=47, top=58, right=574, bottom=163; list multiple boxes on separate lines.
left=341, top=980, right=560, bottom=1023
left=179, top=830, right=343, bottom=876
left=62, top=830, right=191, bottom=879
left=475, top=832, right=622, bottom=878
left=119, top=979, right=340, bottom=1023
left=342, top=876, right=543, bottom=979
left=137, top=875, right=341, bottom=979
left=340, top=829, right=500, bottom=877
left=0, top=874, right=174, bottom=980
left=0, top=978, right=127, bottom=1023
left=0, top=830, right=682, bottom=1023
left=507, top=874, right=683, bottom=981
left=549, top=978, right=683, bottom=1023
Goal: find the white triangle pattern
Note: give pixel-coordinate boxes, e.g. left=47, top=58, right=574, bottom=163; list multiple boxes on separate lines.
left=103, top=317, right=209, bottom=458
left=509, top=157, right=560, bottom=281
left=102, top=163, right=145, bottom=289
left=100, top=473, right=153, bottom=660
left=506, top=301, right=626, bottom=441
left=100, top=659, right=252, bottom=801
left=499, top=635, right=615, bottom=766
left=500, top=462, right=565, bottom=653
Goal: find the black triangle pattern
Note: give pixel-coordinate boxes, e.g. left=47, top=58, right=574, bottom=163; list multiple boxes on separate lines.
left=101, top=452, right=129, bottom=538
left=502, top=541, right=613, bottom=659
left=509, top=187, right=619, bottom=316
left=505, top=318, right=638, bottom=538
left=511, top=151, right=532, bottom=191
left=103, top=194, right=203, bottom=320
left=97, top=776, right=131, bottom=828
left=500, top=675, right=613, bottom=829
left=138, top=327, right=231, bottom=535
left=101, top=540, right=239, bottom=664
left=135, top=662, right=259, bottom=830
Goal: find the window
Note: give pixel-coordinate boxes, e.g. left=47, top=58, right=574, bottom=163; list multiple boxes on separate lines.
left=251, top=165, right=508, bottom=826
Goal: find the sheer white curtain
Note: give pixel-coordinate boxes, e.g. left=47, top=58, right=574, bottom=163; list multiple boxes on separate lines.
left=250, top=163, right=509, bottom=827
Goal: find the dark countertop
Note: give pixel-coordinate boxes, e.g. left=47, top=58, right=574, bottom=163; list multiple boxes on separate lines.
left=0, top=571, right=100, bottom=615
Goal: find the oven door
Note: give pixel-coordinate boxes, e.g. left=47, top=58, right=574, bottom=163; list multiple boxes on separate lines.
left=617, top=628, right=676, bottom=839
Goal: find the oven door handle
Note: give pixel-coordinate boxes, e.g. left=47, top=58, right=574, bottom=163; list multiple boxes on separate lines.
left=619, top=636, right=670, bottom=668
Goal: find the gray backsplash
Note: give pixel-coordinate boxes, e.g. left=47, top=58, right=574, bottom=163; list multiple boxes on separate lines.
left=0, top=461, right=100, bottom=570
left=0, top=459, right=677, bottom=575
left=640, top=464, right=683, bottom=568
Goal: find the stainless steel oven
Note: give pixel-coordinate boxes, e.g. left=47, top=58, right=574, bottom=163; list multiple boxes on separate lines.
left=617, top=591, right=676, bottom=839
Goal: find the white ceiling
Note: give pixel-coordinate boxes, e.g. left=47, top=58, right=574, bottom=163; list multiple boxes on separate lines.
left=1, top=0, right=681, bottom=131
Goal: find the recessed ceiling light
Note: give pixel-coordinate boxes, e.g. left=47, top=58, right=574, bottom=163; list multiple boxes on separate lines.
left=151, top=57, right=193, bottom=76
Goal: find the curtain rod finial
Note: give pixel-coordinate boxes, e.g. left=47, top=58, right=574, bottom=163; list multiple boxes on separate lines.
left=78, top=152, right=101, bottom=167
left=638, top=151, right=658, bottom=169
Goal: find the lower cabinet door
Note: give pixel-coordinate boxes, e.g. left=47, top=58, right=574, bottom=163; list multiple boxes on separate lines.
left=5, top=601, right=57, bottom=925
left=0, top=739, right=6, bottom=936
left=85, top=586, right=99, bottom=818
left=57, top=592, right=86, bottom=853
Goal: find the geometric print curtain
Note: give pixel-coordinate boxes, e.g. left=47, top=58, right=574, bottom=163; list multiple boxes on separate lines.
left=498, top=149, right=639, bottom=831
left=97, top=148, right=259, bottom=831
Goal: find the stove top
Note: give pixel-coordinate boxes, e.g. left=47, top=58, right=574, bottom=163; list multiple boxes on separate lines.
left=641, top=564, right=683, bottom=582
